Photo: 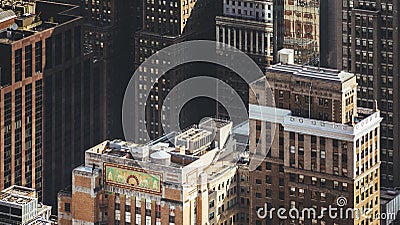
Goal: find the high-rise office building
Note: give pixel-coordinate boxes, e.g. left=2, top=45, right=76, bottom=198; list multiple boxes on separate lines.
left=0, top=0, right=107, bottom=208
left=248, top=64, right=382, bottom=225
left=0, top=3, right=43, bottom=196
left=216, top=0, right=274, bottom=69
left=326, top=0, right=400, bottom=188
left=58, top=119, right=244, bottom=225
left=79, top=0, right=142, bottom=139
left=48, top=0, right=143, bottom=141
left=133, top=0, right=219, bottom=142
left=215, top=0, right=274, bottom=130
left=283, top=0, right=320, bottom=65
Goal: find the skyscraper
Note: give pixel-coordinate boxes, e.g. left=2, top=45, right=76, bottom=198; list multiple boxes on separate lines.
left=0, top=0, right=107, bottom=208
left=0, top=3, right=43, bottom=196
left=79, top=0, right=141, bottom=139
left=248, top=64, right=381, bottom=225
left=216, top=0, right=274, bottom=69
left=329, top=0, right=399, bottom=188
left=133, top=0, right=219, bottom=142
left=215, top=0, right=274, bottom=128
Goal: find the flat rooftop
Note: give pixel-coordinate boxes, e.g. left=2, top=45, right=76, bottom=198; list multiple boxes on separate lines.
left=0, top=0, right=80, bottom=43
left=86, top=118, right=233, bottom=169
left=269, top=63, right=354, bottom=83
left=0, top=186, right=37, bottom=205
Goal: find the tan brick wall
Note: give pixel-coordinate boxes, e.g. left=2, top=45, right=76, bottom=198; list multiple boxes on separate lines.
left=74, top=175, right=92, bottom=189
left=164, top=188, right=181, bottom=201
left=120, top=195, right=125, bottom=224
left=72, top=192, right=96, bottom=222
left=174, top=206, right=182, bottom=225
left=108, top=194, right=115, bottom=225
left=161, top=204, right=169, bottom=225
left=58, top=194, right=72, bottom=225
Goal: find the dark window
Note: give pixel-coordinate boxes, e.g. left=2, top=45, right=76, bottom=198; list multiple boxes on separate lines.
left=35, top=41, right=42, bottom=73
left=169, top=215, right=175, bottom=223
left=266, top=162, right=271, bottom=170
left=65, top=203, right=71, bottom=212
left=15, top=48, right=22, bottom=82
left=266, top=176, right=272, bottom=184
left=279, top=191, right=285, bottom=200
left=25, top=45, right=32, bottom=77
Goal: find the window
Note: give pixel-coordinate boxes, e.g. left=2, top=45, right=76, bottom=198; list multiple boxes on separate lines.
left=209, top=200, right=214, bottom=208
left=64, top=203, right=71, bottom=212
left=25, top=45, right=32, bottom=78
left=266, top=189, right=272, bottom=197
left=334, top=181, right=339, bottom=190
left=266, top=162, right=271, bottom=170
left=266, top=176, right=272, bottom=184
left=35, top=41, right=42, bottom=73
left=299, top=175, right=304, bottom=183
left=15, top=48, right=22, bottom=82
left=209, top=212, right=214, bottom=220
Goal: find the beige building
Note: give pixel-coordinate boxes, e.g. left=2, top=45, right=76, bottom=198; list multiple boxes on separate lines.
left=0, top=185, right=55, bottom=224
left=58, top=119, right=246, bottom=225
left=248, top=64, right=382, bottom=225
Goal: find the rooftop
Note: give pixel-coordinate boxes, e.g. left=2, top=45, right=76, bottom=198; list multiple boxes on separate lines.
left=250, top=104, right=381, bottom=141
left=0, top=9, right=16, bottom=23
left=0, top=186, right=36, bottom=206
left=269, top=63, right=354, bottom=83
left=0, top=0, right=80, bottom=43
left=86, top=118, right=233, bottom=168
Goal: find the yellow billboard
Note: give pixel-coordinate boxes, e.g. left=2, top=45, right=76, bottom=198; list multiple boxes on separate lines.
left=103, top=163, right=162, bottom=195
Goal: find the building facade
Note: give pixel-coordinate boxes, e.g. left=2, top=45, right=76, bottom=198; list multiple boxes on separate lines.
left=0, top=0, right=107, bottom=208
left=58, top=119, right=246, bottom=225
left=0, top=185, right=55, bottom=225
left=0, top=4, right=43, bottom=197
left=283, top=0, right=320, bottom=65
left=215, top=0, right=274, bottom=130
left=216, top=0, right=274, bottom=68
left=133, top=0, right=220, bottom=143
left=327, top=0, right=400, bottom=188
left=80, top=0, right=142, bottom=139
left=248, top=64, right=382, bottom=225
left=380, top=189, right=400, bottom=225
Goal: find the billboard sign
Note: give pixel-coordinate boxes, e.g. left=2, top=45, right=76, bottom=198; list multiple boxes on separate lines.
left=103, top=163, right=162, bottom=195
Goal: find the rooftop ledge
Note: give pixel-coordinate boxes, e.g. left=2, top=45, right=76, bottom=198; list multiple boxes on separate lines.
left=249, top=104, right=382, bottom=141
